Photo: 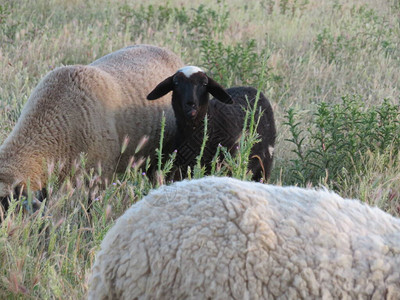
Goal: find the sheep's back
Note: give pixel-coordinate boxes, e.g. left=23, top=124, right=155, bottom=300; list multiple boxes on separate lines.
left=225, top=87, right=276, bottom=179
left=175, top=86, right=276, bottom=179
left=210, top=86, right=276, bottom=180
left=88, top=177, right=400, bottom=299
left=0, top=45, right=183, bottom=195
left=0, top=65, right=118, bottom=189
left=90, top=45, right=184, bottom=168
left=0, top=45, right=183, bottom=190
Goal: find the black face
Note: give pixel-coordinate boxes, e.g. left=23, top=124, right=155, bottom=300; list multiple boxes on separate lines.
left=147, top=67, right=233, bottom=107
left=172, top=72, right=209, bottom=121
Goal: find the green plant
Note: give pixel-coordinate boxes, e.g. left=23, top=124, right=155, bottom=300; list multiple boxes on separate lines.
left=208, top=58, right=268, bottom=181
left=154, top=113, right=177, bottom=186
left=261, top=0, right=310, bottom=16
left=314, top=4, right=400, bottom=63
left=119, top=2, right=229, bottom=43
left=284, top=95, right=400, bottom=187
left=0, top=3, right=20, bottom=44
left=2, top=0, right=400, bottom=297
left=200, top=39, right=270, bottom=88
left=188, top=3, right=229, bottom=39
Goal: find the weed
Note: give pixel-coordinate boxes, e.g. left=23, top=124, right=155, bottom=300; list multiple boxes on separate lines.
left=1, top=0, right=400, bottom=297
left=315, top=3, right=400, bottom=63
left=200, top=39, right=270, bottom=88
left=119, top=2, right=229, bottom=42
left=284, top=95, right=400, bottom=187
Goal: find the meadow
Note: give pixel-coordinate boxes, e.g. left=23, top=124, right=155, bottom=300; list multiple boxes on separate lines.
left=1, top=0, right=400, bottom=298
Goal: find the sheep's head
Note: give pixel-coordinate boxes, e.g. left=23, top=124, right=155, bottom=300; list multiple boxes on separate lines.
left=147, top=66, right=233, bottom=122
left=0, top=176, right=46, bottom=216
left=0, top=176, right=26, bottom=214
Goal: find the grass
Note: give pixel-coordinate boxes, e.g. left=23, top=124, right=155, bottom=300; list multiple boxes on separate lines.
left=1, top=0, right=400, bottom=298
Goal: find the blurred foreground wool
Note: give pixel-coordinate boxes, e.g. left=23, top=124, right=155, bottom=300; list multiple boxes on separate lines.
left=88, top=177, right=400, bottom=299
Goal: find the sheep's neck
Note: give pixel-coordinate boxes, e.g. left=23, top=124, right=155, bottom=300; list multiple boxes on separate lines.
left=174, top=113, right=204, bottom=150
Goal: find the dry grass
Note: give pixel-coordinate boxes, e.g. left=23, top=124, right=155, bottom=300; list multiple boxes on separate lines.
left=1, top=0, right=400, bottom=298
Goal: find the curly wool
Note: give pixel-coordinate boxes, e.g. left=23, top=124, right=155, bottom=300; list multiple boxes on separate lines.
left=88, top=177, right=400, bottom=299
left=0, top=45, right=183, bottom=197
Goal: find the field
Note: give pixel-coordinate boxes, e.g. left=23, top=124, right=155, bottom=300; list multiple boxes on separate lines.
left=1, top=0, right=400, bottom=298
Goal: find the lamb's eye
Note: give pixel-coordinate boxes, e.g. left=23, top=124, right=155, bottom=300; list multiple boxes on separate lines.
left=173, top=80, right=179, bottom=86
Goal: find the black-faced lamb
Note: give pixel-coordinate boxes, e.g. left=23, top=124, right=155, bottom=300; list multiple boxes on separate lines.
left=147, top=66, right=276, bottom=181
left=0, top=45, right=183, bottom=212
left=88, top=176, right=400, bottom=299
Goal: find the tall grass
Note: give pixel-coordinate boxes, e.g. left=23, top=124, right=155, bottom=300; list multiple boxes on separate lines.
left=1, top=0, right=400, bottom=298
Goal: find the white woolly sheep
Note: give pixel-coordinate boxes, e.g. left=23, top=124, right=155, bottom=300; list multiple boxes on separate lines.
left=0, top=45, right=183, bottom=211
left=88, top=176, right=400, bottom=299
left=147, top=66, right=276, bottom=181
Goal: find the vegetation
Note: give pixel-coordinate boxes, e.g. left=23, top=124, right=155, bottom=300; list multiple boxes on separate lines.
left=1, top=0, right=400, bottom=298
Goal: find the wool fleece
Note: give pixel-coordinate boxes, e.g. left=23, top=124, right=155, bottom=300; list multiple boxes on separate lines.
left=88, top=177, right=400, bottom=299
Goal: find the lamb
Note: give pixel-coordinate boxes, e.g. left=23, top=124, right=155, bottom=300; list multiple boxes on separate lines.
left=147, top=66, right=276, bottom=181
left=0, top=44, right=183, bottom=212
left=88, top=176, right=400, bottom=299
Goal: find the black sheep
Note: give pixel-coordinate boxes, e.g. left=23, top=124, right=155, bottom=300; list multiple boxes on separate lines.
left=147, top=66, right=276, bottom=181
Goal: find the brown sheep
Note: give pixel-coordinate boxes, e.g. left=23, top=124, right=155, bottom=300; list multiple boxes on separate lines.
left=0, top=45, right=183, bottom=212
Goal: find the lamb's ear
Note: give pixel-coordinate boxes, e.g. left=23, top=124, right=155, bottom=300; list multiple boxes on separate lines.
left=147, top=76, right=174, bottom=100
left=207, top=76, right=233, bottom=104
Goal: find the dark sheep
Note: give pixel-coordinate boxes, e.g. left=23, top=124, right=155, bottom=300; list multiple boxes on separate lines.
left=147, top=66, right=276, bottom=181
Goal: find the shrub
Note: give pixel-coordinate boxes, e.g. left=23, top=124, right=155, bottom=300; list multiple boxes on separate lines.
left=284, top=95, right=400, bottom=187
left=200, top=39, right=270, bottom=88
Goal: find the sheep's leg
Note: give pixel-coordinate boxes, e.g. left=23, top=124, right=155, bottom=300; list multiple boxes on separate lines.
left=248, top=151, right=273, bottom=182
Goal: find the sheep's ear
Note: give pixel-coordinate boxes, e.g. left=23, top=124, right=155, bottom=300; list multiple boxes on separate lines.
left=147, top=76, right=174, bottom=100
left=207, top=76, right=233, bottom=104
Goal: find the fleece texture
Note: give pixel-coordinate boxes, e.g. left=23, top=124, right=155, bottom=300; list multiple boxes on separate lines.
left=0, top=45, right=183, bottom=196
left=88, top=177, right=400, bottom=299
left=173, top=86, right=276, bottom=182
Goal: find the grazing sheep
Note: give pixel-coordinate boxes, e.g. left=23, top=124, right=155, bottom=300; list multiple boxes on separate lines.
left=147, top=66, right=276, bottom=181
left=88, top=177, right=400, bottom=299
left=0, top=45, right=183, bottom=212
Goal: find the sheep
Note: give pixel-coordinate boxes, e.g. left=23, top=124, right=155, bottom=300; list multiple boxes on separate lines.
left=0, top=44, right=183, bottom=213
left=147, top=66, right=276, bottom=181
left=88, top=176, right=400, bottom=299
